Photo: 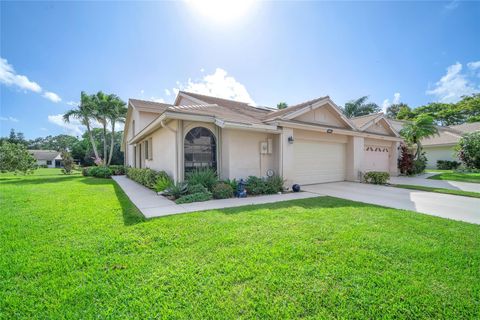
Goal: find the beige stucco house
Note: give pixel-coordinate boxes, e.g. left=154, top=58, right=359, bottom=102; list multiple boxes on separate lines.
left=123, top=91, right=401, bottom=186
left=389, top=119, right=480, bottom=169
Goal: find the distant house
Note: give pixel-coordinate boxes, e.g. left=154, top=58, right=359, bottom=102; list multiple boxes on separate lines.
left=388, top=119, right=480, bottom=169
left=29, top=150, right=62, bottom=168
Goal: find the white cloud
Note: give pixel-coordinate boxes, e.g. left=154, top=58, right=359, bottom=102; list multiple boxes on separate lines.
left=48, top=114, right=84, bottom=136
left=174, top=68, right=255, bottom=105
left=0, top=57, right=62, bottom=103
left=382, top=92, right=401, bottom=112
left=140, top=89, right=145, bottom=95
left=0, top=58, right=41, bottom=92
left=426, top=62, right=479, bottom=102
left=164, top=89, right=171, bottom=96
left=66, top=101, right=79, bottom=106
left=43, top=91, right=61, bottom=103
left=200, top=68, right=205, bottom=73
left=467, top=61, right=480, bottom=70
left=0, top=116, right=19, bottom=122
left=445, top=0, right=459, bottom=10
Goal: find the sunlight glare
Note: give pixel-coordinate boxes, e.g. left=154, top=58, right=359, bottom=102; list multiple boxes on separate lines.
left=187, top=0, right=256, bottom=23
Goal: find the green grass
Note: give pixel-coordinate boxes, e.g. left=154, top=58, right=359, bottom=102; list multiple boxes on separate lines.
left=393, top=184, right=480, bottom=198
left=1, top=169, right=479, bottom=319
left=428, top=171, right=480, bottom=183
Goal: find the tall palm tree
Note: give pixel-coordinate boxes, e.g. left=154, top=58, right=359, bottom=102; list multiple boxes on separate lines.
left=343, top=96, right=381, bottom=118
left=63, top=92, right=100, bottom=160
left=92, top=91, right=110, bottom=163
left=106, top=96, right=127, bottom=166
left=400, top=114, right=439, bottom=159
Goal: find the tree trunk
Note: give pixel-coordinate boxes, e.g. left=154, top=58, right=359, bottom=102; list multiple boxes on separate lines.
left=416, top=141, right=422, bottom=160
left=103, top=122, right=107, bottom=165
left=85, top=120, right=100, bottom=160
left=107, top=121, right=115, bottom=166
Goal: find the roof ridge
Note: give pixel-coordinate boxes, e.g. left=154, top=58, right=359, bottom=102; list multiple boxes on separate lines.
left=180, top=91, right=251, bottom=105
left=351, top=112, right=383, bottom=120
left=288, top=96, right=329, bottom=108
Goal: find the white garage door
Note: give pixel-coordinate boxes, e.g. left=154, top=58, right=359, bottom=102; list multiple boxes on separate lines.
left=364, top=145, right=390, bottom=172
left=292, top=140, right=346, bottom=185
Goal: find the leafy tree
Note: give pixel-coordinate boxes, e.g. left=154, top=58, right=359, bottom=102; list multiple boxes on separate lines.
left=0, top=142, right=37, bottom=174
left=455, top=132, right=480, bottom=169
left=400, top=114, right=439, bottom=160
left=277, top=102, right=288, bottom=110
left=106, top=95, right=127, bottom=165
left=0, top=129, right=28, bottom=146
left=342, top=96, right=380, bottom=118
left=61, top=150, right=75, bottom=174
left=396, top=105, right=415, bottom=120
left=456, top=93, right=480, bottom=123
left=28, top=134, right=79, bottom=151
left=63, top=92, right=100, bottom=161
left=386, top=103, right=408, bottom=119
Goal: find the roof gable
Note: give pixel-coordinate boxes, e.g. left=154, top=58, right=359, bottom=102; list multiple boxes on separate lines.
left=351, top=113, right=399, bottom=137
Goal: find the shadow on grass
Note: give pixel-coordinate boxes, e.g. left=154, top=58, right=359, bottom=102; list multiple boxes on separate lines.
left=0, top=175, right=82, bottom=185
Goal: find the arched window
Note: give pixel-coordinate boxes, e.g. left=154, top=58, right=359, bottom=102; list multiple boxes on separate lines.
left=184, top=127, right=217, bottom=173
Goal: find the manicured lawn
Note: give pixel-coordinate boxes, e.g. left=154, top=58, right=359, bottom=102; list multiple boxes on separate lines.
left=1, top=169, right=479, bottom=319
left=428, top=171, right=480, bottom=183
left=393, top=184, right=480, bottom=198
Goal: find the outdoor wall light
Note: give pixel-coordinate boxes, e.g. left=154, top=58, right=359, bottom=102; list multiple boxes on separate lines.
left=326, top=129, right=333, bottom=134
left=288, top=136, right=294, bottom=144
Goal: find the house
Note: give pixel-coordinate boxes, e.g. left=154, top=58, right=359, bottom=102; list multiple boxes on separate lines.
left=122, top=91, right=402, bottom=186
left=388, top=119, right=480, bottom=169
left=29, top=150, right=62, bottom=168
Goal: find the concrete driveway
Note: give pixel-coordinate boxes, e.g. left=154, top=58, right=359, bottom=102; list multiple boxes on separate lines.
left=389, top=174, right=480, bottom=193
left=303, top=182, right=480, bottom=224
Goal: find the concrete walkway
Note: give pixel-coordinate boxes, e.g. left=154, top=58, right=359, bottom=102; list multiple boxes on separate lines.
left=389, top=173, right=480, bottom=193
left=303, top=182, right=480, bottom=225
left=112, top=176, right=319, bottom=218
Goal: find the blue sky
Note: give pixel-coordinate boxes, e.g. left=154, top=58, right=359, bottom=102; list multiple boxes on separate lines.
left=1, top=0, right=479, bottom=138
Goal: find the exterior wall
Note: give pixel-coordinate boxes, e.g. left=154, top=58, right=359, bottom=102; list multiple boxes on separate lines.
left=363, top=138, right=398, bottom=176
left=125, top=109, right=159, bottom=168
left=364, top=121, right=391, bottom=135
left=221, top=129, right=278, bottom=180
left=36, top=159, right=55, bottom=168
left=424, top=145, right=457, bottom=169
left=346, top=136, right=364, bottom=181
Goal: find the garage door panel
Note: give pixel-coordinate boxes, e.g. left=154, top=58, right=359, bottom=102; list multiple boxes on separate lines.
left=293, top=140, right=346, bottom=184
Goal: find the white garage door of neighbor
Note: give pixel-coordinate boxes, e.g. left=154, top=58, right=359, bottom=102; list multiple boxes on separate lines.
left=293, top=140, right=346, bottom=185
left=364, top=145, right=390, bottom=172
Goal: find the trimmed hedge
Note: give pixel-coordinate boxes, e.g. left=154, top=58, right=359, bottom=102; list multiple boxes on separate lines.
left=82, top=166, right=112, bottom=178
left=363, top=171, right=390, bottom=185
left=212, top=182, right=234, bottom=199
left=126, top=167, right=170, bottom=189
left=437, top=160, right=461, bottom=170
left=175, top=192, right=212, bottom=204
left=245, top=175, right=284, bottom=195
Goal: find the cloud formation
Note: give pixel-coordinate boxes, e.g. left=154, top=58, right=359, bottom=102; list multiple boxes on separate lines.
left=0, top=116, right=19, bottom=122
left=174, top=68, right=255, bottom=105
left=0, top=57, right=61, bottom=103
left=382, top=92, right=401, bottom=112
left=426, top=61, right=480, bottom=102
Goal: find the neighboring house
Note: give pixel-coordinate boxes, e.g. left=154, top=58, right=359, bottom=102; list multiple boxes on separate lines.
left=123, top=91, right=402, bottom=186
left=388, top=119, right=480, bottom=169
left=29, top=150, right=62, bottom=168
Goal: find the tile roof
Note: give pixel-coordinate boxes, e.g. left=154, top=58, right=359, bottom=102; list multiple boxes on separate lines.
left=129, top=99, right=171, bottom=113
left=422, top=128, right=461, bottom=146
left=167, top=104, right=266, bottom=125
left=29, top=150, right=61, bottom=161
left=350, top=113, right=383, bottom=129
left=262, top=96, right=329, bottom=121
left=449, top=122, right=480, bottom=133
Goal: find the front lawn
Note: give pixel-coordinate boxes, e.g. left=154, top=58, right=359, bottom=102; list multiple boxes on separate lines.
left=393, top=184, right=480, bottom=198
left=428, top=171, right=480, bottom=183
left=1, top=169, right=479, bottom=318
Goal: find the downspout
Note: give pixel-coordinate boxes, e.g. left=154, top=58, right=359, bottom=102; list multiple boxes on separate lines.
left=160, top=120, right=179, bottom=182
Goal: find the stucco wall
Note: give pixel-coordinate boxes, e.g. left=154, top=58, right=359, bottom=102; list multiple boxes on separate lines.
left=295, top=106, right=346, bottom=127
left=424, top=145, right=457, bottom=169
left=222, top=129, right=278, bottom=180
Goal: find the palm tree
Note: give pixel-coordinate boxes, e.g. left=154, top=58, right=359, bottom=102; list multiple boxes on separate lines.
left=343, top=96, right=381, bottom=118
left=92, top=91, right=110, bottom=163
left=106, top=96, right=127, bottom=166
left=63, top=92, right=100, bottom=160
left=400, top=114, right=439, bottom=159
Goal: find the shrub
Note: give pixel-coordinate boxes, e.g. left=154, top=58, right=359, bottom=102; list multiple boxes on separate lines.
left=163, top=182, right=188, bottom=200
left=185, top=168, right=217, bottom=191
left=245, top=176, right=268, bottom=195
left=109, top=165, right=126, bottom=175
left=61, top=150, right=74, bottom=175
left=363, top=171, right=390, bottom=184
left=455, top=168, right=480, bottom=173
left=437, top=160, right=461, bottom=170
left=175, top=192, right=212, bottom=204
left=265, top=175, right=285, bottom=193
left=82, top=167, right=92, bottom=176
left=212, top=182, right=234, bottom=199
left=0, top=142, right=36, bottom=174
left=155, top=175, right=173, bottom=192
left=413, top=153, right=427, bottom=175
left=398, top=143, right=415, bottom=175
left=188, top=183, right=208, bottom=194
left=456, top=132, right=480, bottom=169
left=126, top=168, right=170, bottom=189
left=89, top=166, right=112, bottom=178
left=223, top=178, right=238, bottom=192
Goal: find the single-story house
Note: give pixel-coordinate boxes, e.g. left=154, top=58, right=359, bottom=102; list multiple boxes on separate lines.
left=29, top=150, right=62, bottom=168
left=389, top=119, right=480, bottom=169
left=123, top=91, right=402, bottom=186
